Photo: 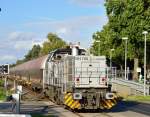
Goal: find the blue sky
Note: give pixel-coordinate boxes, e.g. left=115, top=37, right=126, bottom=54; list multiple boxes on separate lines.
left=0, top=0, right=107, bottom=64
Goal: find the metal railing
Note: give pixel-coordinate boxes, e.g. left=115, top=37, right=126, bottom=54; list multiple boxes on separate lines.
left=111, top=78, right=150, bottom=95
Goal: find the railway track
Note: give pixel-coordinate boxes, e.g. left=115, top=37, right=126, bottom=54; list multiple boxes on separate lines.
left=21, top=85, right=114, bottom=117
left=20, top=85, right=150, bottom=117
left=21, top=86, right=48, bottom=101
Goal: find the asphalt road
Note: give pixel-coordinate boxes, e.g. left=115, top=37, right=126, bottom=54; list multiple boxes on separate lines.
left=102, top=101, right=150, bottom=117
left=0, top=100, right=150, bottom=117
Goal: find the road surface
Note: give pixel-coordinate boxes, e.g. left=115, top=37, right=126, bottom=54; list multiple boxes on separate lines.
left=0, top=101, right=149, bottom=117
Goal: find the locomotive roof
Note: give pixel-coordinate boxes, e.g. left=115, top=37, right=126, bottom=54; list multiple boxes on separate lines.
left=50, top=47, right=86, bottom=55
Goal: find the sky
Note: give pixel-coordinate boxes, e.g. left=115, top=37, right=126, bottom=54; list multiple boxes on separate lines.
left=0, top=0, right=107, bottom=64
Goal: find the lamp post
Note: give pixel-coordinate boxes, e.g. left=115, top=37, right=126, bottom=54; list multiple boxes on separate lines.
left=95, top=40, right=100, bottom=56
left=110, top=49, right=114, bottom=80
left=110, top=49, right=115, bottom=70
left=122, top=37, right=128, bottom=80
left=142, top=31, right=148, bottom=96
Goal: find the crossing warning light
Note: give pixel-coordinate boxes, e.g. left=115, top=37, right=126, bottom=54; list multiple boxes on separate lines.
left=0, top=64, right=9, bottom=74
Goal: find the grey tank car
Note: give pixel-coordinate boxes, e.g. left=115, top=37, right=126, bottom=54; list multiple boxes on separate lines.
left=10, top=44, right=117, bottom=110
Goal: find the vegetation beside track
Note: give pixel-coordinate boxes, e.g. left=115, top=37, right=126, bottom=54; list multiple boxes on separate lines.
left=125, top=95, right=150, bottom=103
left=0, top=87, right=5, bottom=100
left=0, top=79, right=5, bottom=100
left=0, top=79, right=4, bottom=86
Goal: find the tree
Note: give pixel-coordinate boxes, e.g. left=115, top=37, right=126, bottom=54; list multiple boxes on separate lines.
left=40, top=33, right=67, bottom=55
left=92, top=0, right=150, bottom=80
left=24, top=44, right=41, bottom=61
left=13, top=33, right=67, bottom=66
left=16, top=59, right=24, bottom=65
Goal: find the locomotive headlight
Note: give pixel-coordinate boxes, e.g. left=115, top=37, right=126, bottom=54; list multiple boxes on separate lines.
left=105, top=93, right=114, bottom=99
left=73, top=93, right=82, bottom=100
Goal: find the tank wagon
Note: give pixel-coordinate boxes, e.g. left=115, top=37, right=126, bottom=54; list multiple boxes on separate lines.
left=10, top=44, right=117, bottom=110
left=10, top=55, right=48, bottom=90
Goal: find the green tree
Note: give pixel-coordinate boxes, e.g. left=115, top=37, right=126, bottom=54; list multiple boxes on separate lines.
left=40, top=33, right=67, bottom=55
left=24, top=44, right=41, bottom=61
left=16, top=59, right=24, bottom=65
left=92, top=0, right=150, bottom=80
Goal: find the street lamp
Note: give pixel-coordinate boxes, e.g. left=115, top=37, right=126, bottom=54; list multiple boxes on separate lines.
left=110, top=49, right=114, bottom=80
left=95, top=40, right=100, bottom=56
left=122, top=37, right=128, bottom=80
left=110, top=49, right=115, bottom=70
left=142, top=31, right=148, bottom=96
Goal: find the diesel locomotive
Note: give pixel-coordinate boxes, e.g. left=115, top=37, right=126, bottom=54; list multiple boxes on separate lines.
left=10, top=44, right=117, bottom=110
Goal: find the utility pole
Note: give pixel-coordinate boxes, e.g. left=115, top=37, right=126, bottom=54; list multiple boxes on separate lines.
left=110, top=49, right=115, bottom=70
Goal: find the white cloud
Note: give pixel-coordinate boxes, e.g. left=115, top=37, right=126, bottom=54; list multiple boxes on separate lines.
left=25, top=15, right=108, bottom=47
left=4, top=31, right=45, bottom=50
left=8, top=31, right=35, bottom=41
left=56, top=27, right=68, bottom=35
left=14, top=41, right=33, bottom=50
left=26, top=15, right=105, bottom=29
left=69, top=0, right=105, bottom=7
left=0, top=55, right=17, bottom=62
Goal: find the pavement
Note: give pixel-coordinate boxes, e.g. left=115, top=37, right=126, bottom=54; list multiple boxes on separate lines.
left=0, top=101, right=79, bottom=117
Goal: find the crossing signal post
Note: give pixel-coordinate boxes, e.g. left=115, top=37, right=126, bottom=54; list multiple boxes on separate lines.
left=0, top=64, right=9, bottom=96
left=0, top=64, right=9, bottom=74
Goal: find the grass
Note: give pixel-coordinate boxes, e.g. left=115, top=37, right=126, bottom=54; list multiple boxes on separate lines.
left=125, top=95, right=150, bottom=102
left=0, top=79, right=6, bottom=101
left=0, top=87, right=6, bottom=100
left=31, top=114, right=55, bottom=117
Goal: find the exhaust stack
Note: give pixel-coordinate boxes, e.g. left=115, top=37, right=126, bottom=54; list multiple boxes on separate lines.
left=70, top=42, right=80, bottom=56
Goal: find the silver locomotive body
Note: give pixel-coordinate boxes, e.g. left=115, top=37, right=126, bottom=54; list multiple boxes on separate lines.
left=43, top=46, right=116, bottom=109
left=10, top=45, right=117, bottom=110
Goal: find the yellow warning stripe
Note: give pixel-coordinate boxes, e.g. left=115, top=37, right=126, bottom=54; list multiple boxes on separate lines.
left=70, top=101, right=78, bottom=109
left=107, top=99, right=115, bottom=106
left=65, top=95, right=73, bottom=105
left=75, top=102, right=81, bottom=109
left=68, top=99, right=74, bottom=107
left=64, top=93, right=71, bottom=100
left=64, top=93, right=81, bottom=109
left=104, top=100, right=111, bottom=109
